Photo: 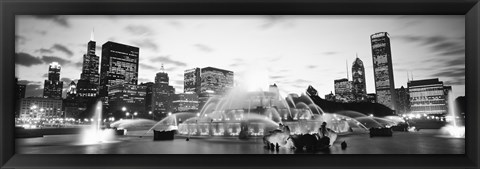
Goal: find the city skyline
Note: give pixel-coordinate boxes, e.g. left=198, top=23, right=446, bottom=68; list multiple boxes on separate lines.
left=15, top=15, right=465, bottom=99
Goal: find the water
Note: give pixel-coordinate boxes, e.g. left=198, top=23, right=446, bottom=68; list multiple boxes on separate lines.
left=79, top=101, right=116, bottom=145
left=439, top=90, right=465, bottom=138
left=16, top=129, right=464, bottom=154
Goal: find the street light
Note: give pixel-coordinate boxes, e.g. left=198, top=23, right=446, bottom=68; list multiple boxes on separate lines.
left=133, top=112, right=138, bottom=119
left=149, top=111, right=153, bottom=120
left=122, top=107, right=127, bottom=112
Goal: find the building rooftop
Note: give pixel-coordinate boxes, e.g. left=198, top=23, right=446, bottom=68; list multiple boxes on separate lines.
left=408, top=78, right=443, bottom=87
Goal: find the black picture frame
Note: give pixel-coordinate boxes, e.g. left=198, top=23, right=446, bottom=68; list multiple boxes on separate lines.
left=1, top=0, right=479, bottom=168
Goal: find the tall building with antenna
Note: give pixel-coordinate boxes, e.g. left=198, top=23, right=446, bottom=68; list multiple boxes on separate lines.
left=371, top=32, right=397, bottom=112
left=81, top=29, right=100, bottom=85
left=78, top=29, right=100, bottom=99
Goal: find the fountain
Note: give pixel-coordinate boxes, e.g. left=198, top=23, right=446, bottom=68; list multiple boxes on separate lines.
left=79, top=101, right=116, bottom=145
left=440, top=91, right=465, bottom=138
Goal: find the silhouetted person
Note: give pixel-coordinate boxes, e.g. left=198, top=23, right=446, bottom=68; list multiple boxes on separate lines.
left=266, top=141, right=270, bottom=149
left=186, top=137, right=189, bottom=141
left=320, top=122, right=328, bottom=137
left=341, top=141, right=347, bottom=150
left=270, top=143, right=275, bottom=151
left=275, top=143, right=280, bottom=151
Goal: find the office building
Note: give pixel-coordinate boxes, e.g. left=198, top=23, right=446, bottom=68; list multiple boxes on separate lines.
left=19, top=97, right=63, bottom=119
left=334, top=78, right=354, bottom=103
left=408, top=78, right=451, bottom=115
left=395, top=86, right=410, bottom=115
left=43, top=62, right=63, bottom=99
left=184, top=68, right=201, bottom=94
left=172, top=93, right=199, bottom=112
left=108, top=84, right=146, bottom=118
left=99, top=41, right=139, bottom=98
left=352, top=56, right=367, bottom=101
left=371, top=32, right=397, bottom=110
left=200, top=67, right=234, bottom=94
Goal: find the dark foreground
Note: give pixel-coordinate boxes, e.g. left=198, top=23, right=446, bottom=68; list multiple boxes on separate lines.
left=16, top=129, right=464, bottom=154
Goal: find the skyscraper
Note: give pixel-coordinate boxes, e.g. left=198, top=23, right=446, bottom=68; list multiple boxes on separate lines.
left=15, top=78, right=26, bottom=99
left=371, top=32, right=396, bottom=111
left=43, top=62, right=63, bottom=99
left=155, top=65, right=169, bottom=85
left=395, top=86, right=410, bottom=115
left=333, top=78, right=354, bottom=103
left=151, top=67, right=175, bottom=117
left=200, top=67, right=234, bottom=94
left=99, top=41, right=139, bottom=98
left=352, top=55, right=367, bottom=101
left=184, top=68, right=201, bottom=94
left=66, top=81, right=77, bottom=100
left=80, top=30, right=100, bottom=86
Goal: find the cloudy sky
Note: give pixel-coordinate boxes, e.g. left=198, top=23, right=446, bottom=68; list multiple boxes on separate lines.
left=15, top=15, right=465, bottom=99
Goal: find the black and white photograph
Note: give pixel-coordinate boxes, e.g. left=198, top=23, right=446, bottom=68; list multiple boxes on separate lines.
left=14, top=15, right=466, bottom=154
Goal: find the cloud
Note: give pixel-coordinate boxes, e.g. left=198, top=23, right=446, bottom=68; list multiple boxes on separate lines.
left=15, top=53, right=43, bottom=66
left=125, top=25, right=154, bottom=36
left=322, top=51, right=338, bottom=55
left=41, top=56, right=70, bottom=65
left=168, top=21, right=183, bottom=29
left=33, top=15, right=70, bottom=27
left=307, top=65, right=317, bottom=69
left=131, top=39, right=159, bottom=51
left=229, top=58, right=245, bottom=67
left=194, top=44, right=214, bottom=52
left=73, top=62, right=83, bottom=68
left=139, top=63, right=158, bottom=71
left=165, top=67, right=178, bottom=72
left=51, top=44, right=74, bottom=56
left=20, top=80, right=44, bottom=97
left=443, top=57, right=465, bottom=67
left=61, top=77, right=75, bottom=87
left=269, top=75, right=285, bottom=79
left=444, top=78, right=465, bottom=86
left=429, top=67, right=465, bottom=86
left=42, top=73, right=48, bottom=78
left=259, top=15, right=294, bottom=29
left=18, top=80, right=42, bottom=85
left=295, top=79, right=312, bottom=84
left=25, top=84, right=44, bottom=97
left=36, top=44, right=74, bottom=57
left=173, top=80, right=184, bottom=86
left=35, top=48, right=54, bottom=54
left=394, top=35, right=464, bottom=57
left=16, top=35, right=27, bottom=44
left=150, top=55, right=187, bottom=67
left=61, top=77, right=73, bottom=83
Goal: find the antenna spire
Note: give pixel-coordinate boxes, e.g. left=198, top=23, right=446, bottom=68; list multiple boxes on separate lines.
left=90, top=28, right=95, bottom=41
left=407, top=71, right=410, bottom=82
left=161, top=64, right=165, bottom=72
left=346, top=59, right=349, bottom=80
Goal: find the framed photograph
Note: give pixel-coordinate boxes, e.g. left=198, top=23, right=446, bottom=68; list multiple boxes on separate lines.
left=1, top=0, right=479, bottom=168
